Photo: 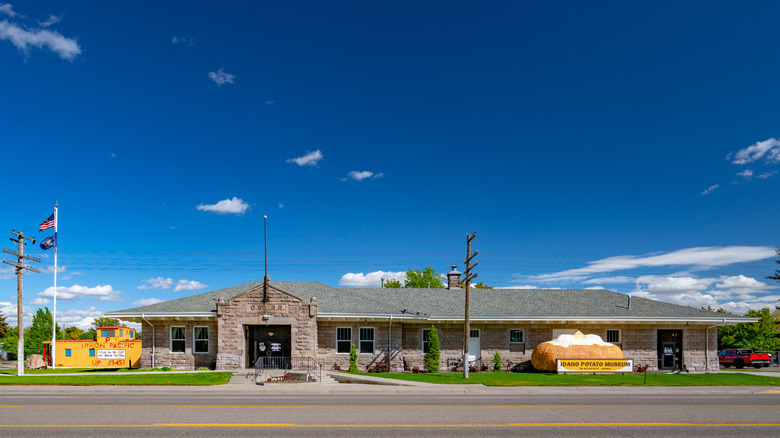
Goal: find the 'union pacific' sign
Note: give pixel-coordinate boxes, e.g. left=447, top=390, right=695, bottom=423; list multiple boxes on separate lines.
left=556, top=359, right=633, bottom=373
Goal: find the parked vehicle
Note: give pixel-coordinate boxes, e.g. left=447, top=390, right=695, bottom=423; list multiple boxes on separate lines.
left=718, top=349, right=771, bottom=369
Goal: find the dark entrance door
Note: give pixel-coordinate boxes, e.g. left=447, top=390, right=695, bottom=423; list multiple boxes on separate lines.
left=657, top=330, right=683, bottom=370
left=246, top=325, right=291, bottom=368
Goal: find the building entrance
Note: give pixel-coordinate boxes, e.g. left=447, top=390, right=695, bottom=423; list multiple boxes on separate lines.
left=246, top=325, right=291, bottom=368
left=657, top=329, right=683, bottom=371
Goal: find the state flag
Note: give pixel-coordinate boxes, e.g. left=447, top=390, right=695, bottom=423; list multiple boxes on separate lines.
left=40, top=233, right=56, bottom=250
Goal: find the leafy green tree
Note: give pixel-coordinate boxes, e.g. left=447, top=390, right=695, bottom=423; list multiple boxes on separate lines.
left=718, top=308, right=780, bottom=351
left=64, top=326, right=84, bottom=340
left=492, top=351, right=502, bottom=371
left=769, top=249, right=780, bottom=309
left=1, top=327, right=18, bottom=357
left=404, top=267, right=444, bottom=288
left=383, top=278, right=402, bottom=288
left=0, top=312, right=10, bottom=338
left=80, top=328, right=96, bottom=340
left=424, top=326, right=440, bottom=373
left=93, top=316, right=121, bottom=329
left=349, top=344, right=359, bottom=372
left=26, top=308, right=62, bottom=354
left=473, top=282, right=492, bottom=289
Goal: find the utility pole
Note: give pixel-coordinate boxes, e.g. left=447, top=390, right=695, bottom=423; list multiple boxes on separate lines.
left=3, top=230, right=41, bottom=376
left=462, top=233, right=477, bottom=379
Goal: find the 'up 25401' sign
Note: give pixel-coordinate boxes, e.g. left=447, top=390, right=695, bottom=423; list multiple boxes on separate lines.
left=556, top=359, right=633, bottom=373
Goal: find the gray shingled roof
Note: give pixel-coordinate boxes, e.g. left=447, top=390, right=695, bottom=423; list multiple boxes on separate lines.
left=108, top=281, right=750, bottom=321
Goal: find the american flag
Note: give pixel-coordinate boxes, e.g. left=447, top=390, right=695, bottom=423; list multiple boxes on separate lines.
left=39, top=213, right=55, bottom=232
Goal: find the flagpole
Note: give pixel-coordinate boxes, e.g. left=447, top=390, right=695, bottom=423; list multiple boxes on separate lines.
left=51, top=202, right=58, bottom=369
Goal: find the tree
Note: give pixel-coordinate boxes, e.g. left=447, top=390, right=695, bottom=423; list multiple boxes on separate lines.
left=384, top=278, right=402, bottom=288
left=424, top=326, right=440, bottom=373
left=0, top=312, right=9, bottom=339
left=26, top=308, right=62, bottom=354
left=349, top=344, right=359, bottom=372
left=79, top=329, right=96, bottom=340
left=64, top=326, right=84, bottom=340
left=93, top=316, right=121, bottom=329
left=718, top=308, right=780, bottom=351
left=473, top=282, right=492, bottom=289
left=769, top=249, right=780, bottom=309
left=404, top=267, right=444, bottom=288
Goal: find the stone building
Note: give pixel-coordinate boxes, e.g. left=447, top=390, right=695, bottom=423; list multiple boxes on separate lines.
left=107, top=269, right=755, bottom=372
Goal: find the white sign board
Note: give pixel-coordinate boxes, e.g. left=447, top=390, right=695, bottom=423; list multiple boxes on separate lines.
left=556, top=358, right=633, bottom=373
left=97, top=349, right=126, bottom=360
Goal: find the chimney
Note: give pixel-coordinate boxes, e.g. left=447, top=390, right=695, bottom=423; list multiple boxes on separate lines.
left=447, top=265, right=462, bottom=289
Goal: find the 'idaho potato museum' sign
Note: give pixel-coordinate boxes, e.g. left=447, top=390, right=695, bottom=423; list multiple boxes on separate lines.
left=556, top=359, right=633, bottom=373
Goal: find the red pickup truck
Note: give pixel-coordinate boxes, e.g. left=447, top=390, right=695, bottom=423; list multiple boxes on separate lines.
left=718, top=349, right=772, bottom=369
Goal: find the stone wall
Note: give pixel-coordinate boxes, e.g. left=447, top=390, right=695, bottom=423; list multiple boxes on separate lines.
left=215, top=282, right=318, bottom=370
left=139, top=320, right=218, bottom=370
left=316, top=321, right=718, bottom=372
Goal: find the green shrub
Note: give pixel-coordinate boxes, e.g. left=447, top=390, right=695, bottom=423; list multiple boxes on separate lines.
left=160, top=366, right=174, bottom=371
left=424, top=326, right=440, bottom=373
left=196, top=367, right=210, bottom=371
left=492, top=351, right=502, bottom=371
left=116, top=368, right=130, bottom=372
left=349, top=344, right=358, bottom=372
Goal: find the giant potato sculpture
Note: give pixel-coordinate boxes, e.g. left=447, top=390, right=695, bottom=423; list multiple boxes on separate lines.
left=531, top=330, right=623, bottom=371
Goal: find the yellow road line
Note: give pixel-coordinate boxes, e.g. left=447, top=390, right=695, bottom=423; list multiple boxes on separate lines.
left=1, top=404, right=780, bottom=409
left=1, top=423, right=780, bottom=428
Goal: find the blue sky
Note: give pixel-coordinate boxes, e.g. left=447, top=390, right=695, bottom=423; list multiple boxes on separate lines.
left=1, top=1, right=779, bottom=329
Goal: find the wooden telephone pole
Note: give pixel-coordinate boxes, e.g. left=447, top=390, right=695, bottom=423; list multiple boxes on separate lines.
left=462, top=233, right=478, bottom=379
left=3, top=230, right=41, bottom=376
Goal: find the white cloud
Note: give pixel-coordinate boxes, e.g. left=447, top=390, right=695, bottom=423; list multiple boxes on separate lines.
left=278, top=202, right=284, bottom=209
left=46, top=265, right=66, bottom=274
left=0, top=265, right=13, bottom=280
left=534, top=246, right=776, bottom=283
left=132, top=298, right=164, bottom=306
left=173, top=279, right=207, bottom=292
left=0, top=19, right=81, bottom=60
left=346, top=170, right=383, bottom=181
left=701, top=184, right=719, bottom=195
left=286, top=150, right=323, bottom=167
left=582, top=276, right=635, bottom=284
left=757, top=170, right=778, bottom=179
left=38, top=284, right=121, bottom=302
left=0, top=3, right=16, bottom=17
left=630, top=274, right=776, bottom=312
left=729, top=138, right=780, bottom=165
left=196, top=197, right=249, bottom=215
left=584, top=286, right=606, bottom=290
left=171, top=36, right=194, bottom=46
left=38, top=15, right=60, bottom=27
left=29, top=297, right=50, bottom=305
left=208, top=68, right=235, bottom=85
left=339, top=270, right=407, bottom=287
left=737, top=169, right=753, bottom=178
left=138, top=277, right=173, bottom=290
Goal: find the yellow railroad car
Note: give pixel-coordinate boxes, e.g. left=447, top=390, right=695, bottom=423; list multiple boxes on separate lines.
left=43, top=326, right=141, bottom=368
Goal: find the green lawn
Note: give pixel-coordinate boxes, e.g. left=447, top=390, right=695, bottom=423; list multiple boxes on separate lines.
left=0, top=368, right=125, bottom=375
left=350, top=371, right=780, bottom=386
left=0, top=372, right=232, bottom=385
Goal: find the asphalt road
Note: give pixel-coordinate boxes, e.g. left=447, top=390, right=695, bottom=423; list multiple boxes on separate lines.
left=1, top=388, right=779, bottom=437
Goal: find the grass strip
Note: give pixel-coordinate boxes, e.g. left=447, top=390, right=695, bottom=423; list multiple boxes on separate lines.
left=0, top=372, right=232, bottom=386
left=348, top=371, right=780, bottom=386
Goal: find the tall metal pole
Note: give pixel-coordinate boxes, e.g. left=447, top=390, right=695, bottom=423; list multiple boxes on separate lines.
left=51, top=202, right=58, bottom=368
left=262, top=215, right=268, bottom=303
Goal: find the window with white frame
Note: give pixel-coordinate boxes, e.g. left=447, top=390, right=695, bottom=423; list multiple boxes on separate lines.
left=359, top=327, right=375, bottom=354
left=509, top=329, right=525, bottom=343
left=606, top=329, right=621, bottom=343
left=336, top=327, right=352, bottom=353
left=422, top=329, right=431, bottom=354
left=171, top=326, right=186, bottom=353
left=194, top=326, right=209, bottom=353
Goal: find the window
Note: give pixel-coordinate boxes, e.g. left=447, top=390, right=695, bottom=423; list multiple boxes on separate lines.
left=606, top=329, right=621, bottom=343
left=470, top=329, right=479, bottom=338
left=171, top=326, right=185, bottom=353
left=336, top=328, right=352, bottom=354
left=101, top=329, right=115, bottom=337
left=129, top=330, right=133, bottom=338
left=422, top=329, right=431, bottom=354
left=119, top=330, right=123, bottom=337
left=509, top=329, right=525, bottom=343
left=89, top=349, right=95, bottom=357
left=194, top=327, right=209, bottom=353
left=65, top=349, right=71, bottom=357
left=359, top=327, right=375, bottom=354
